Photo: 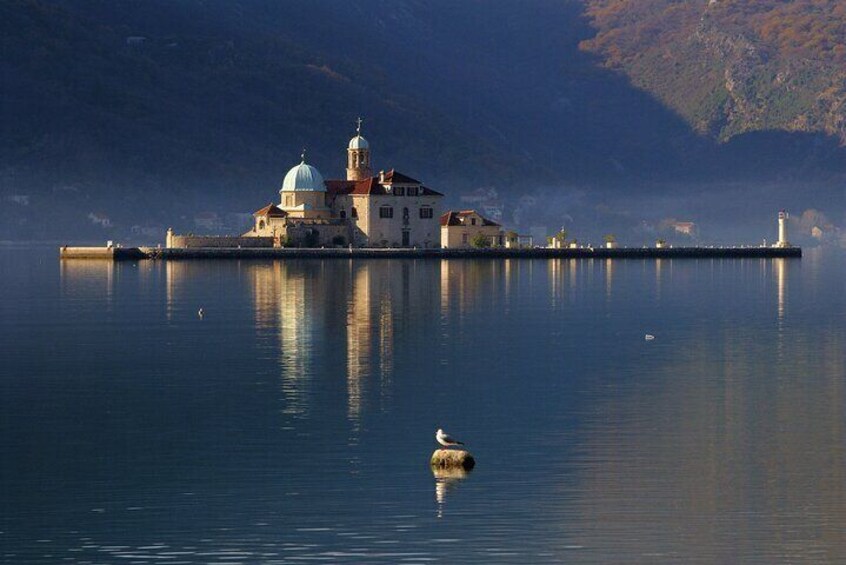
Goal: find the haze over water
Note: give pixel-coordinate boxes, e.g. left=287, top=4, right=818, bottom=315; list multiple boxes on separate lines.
left=1, top=247, right=844, bottom=563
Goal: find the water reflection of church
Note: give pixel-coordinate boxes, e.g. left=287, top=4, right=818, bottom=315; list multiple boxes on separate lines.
left=246, top=261, right=409, bottom=424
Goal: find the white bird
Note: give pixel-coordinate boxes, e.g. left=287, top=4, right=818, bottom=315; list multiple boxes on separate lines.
left=198, top=308, right=205, bottom=319
left=645, top=334, right=655, bottom=341
left=436, top=428, right=464, bottom=448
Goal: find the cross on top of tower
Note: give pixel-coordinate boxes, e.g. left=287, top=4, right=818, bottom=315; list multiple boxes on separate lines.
left=300, top=147, right=307, bottom=162
left=356, top=116, right=363, bottom=135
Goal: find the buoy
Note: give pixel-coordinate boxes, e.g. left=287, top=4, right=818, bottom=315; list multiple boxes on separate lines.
left=430, top=448, right=475, bottom=471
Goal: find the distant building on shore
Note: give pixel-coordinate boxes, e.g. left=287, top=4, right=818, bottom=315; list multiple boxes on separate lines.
left=440, top=210, right=503, bottom=248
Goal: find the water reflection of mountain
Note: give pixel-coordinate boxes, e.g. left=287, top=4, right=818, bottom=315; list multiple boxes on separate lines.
left=166, top=257, right=799, bottom=430
left=553, top=321, right=846, bottom=561
left=49, top=252, right=844, bottom=560
left=163, top=255, right=807, bottom=447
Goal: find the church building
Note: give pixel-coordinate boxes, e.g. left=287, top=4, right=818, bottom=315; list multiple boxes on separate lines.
left=246, top=121, right=444, bottom=247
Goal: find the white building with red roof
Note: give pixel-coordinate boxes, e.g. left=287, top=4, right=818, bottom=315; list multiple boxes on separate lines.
left=439, top=210, right=503, bottom=248
left=246, top=120, right=444, bottom=247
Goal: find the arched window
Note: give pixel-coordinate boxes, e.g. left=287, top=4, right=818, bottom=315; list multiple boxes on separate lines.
left=340, top=210, right=347, bottom=219
left=403, top=207, right=409, bottom=219
left=258, top=220, right=265, bottom=230
left=351, top=207, right=358, bottom=219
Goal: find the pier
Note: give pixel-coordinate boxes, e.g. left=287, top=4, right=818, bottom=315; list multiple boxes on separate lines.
left=59, top=246, right=802, bottom=261
left=58, top=246, right=148, bottom=260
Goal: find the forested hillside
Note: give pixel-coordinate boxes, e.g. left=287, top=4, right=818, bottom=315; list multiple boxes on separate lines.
left=1, top=0, right=534, bottom=240
left=581, top=0, right=846, bottom=142
left=1, top=0, right=843, bottom=243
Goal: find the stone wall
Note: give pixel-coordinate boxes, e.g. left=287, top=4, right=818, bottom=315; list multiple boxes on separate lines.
left=168, top=235, right=275, bottom=248
left=140, top=246, right=803, bottom=260
left=284, top=222, right=350, bottom=247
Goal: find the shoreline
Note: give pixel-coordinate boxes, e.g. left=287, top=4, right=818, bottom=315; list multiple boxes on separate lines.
left=58, top=246, right=802, bottom=261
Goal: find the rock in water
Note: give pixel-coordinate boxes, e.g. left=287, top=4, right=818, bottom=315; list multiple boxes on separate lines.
left=430, top=449, right=475, bottom=471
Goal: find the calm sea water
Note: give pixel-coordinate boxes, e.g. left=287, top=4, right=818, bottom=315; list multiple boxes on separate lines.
left=1, top=247, right=844, bottom=563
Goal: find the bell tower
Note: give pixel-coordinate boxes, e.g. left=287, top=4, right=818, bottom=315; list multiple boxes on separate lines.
left=346, top=117, right=372, bottom=181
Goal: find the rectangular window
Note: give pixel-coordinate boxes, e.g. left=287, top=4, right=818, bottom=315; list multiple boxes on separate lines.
left=462, top=233, right=468, bottom=244
left=379, top=206, right=394, bottom=219
left=419, top=207, right=433, bottom=219
left=393, top=186, right=405, bottom=196
left=407, top=186, right=419, bottom=197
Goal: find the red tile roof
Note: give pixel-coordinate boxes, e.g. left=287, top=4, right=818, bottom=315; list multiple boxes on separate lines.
left=324, top=171, right=443, bottom=197
left=440, top=210, right=500, bottom=227
left=325, top=180, right=357, bottom=196
left=253, top=203, right=286, bottom=217
left=440, top=211, right=460, bottom=226
left=357, top=177, right=388, bottom=195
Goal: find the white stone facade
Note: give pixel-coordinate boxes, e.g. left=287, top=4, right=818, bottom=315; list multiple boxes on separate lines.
left=242, top=124, right=444, bottom=248
left=334, top=193, right=442, bottom=248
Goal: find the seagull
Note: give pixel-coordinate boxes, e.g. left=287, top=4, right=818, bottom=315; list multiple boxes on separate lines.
left=198, top=308, right=204, bottom=319
left=645, top=334, right=655, bottom=340
left=436, top=428, right=464, bottom=448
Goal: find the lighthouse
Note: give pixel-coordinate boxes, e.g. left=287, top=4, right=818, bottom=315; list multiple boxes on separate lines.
left=776, top=210, right=790, bottom=248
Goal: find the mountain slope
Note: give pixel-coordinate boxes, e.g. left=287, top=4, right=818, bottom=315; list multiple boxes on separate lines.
left=0, top=0, right=843, bottom=243
left=580, top=0, right=846, bottom=143
left=1, top=0, right=539, bottom=239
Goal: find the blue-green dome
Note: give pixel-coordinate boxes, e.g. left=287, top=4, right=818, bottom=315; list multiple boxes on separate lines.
left=281, top=160, right=325, bottom=192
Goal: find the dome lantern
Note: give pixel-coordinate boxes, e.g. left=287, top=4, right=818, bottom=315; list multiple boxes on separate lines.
left=347, top=117, right=372, bottom=181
